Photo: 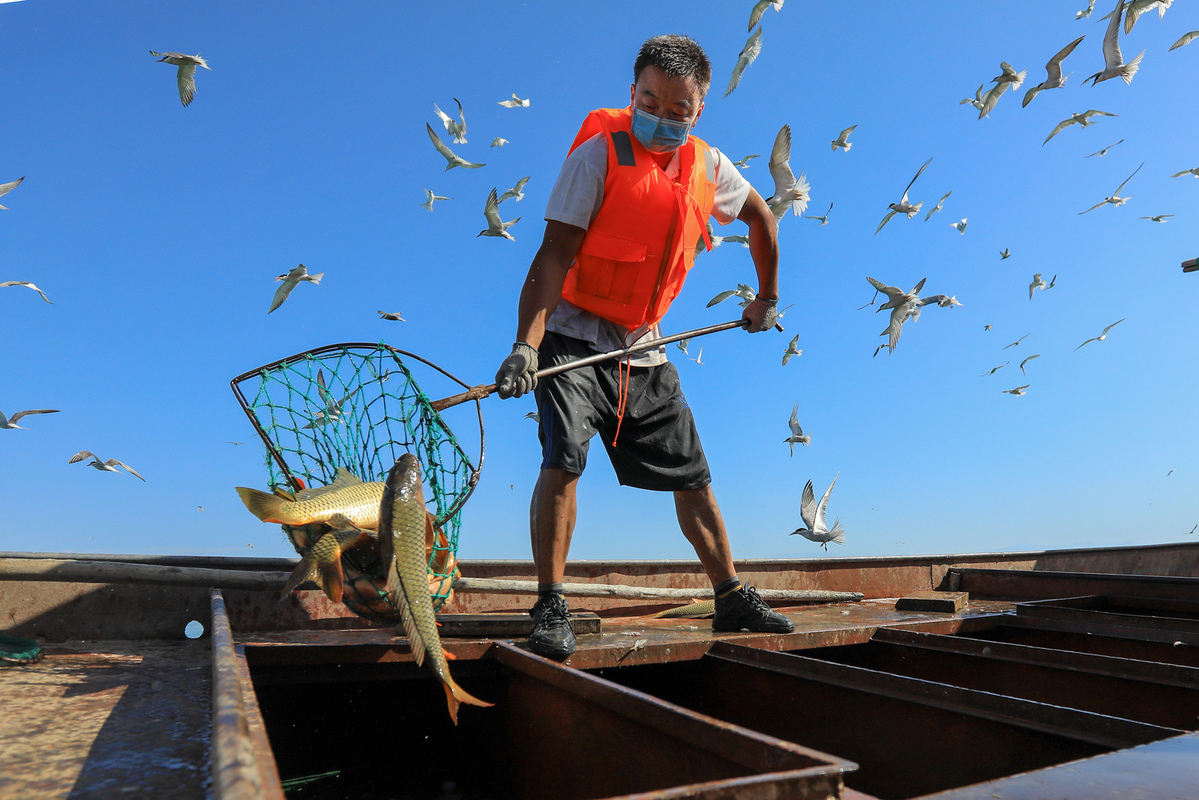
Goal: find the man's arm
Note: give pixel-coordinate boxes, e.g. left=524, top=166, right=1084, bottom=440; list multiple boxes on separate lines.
left=737, top=188, right=779, bottom=301
left=514, top=220, right=588, bottom=349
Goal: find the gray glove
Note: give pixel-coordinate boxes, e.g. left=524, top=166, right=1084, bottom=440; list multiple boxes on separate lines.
left=742, top=297, right=778, bottom=332
left=495, top=342, right=539, bottom=399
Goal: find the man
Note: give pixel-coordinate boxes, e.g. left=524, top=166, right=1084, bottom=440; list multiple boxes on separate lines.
left=494, top=34, right=793, bottom=659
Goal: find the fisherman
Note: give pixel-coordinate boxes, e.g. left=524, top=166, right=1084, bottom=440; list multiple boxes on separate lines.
left=494, top=34, right=793, bottom=659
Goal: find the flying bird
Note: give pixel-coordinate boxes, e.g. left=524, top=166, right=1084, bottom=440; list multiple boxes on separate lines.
left=1045, top=274, right=1058, bottom=291
left=1029, top=273, right=1047, bottom=299
left=426, top=123, right=484, bottom=170
left=748, top=0, right=784, bottom=31
left=1001, top=385, right=1030, bottom=396
left=1022, top=35, right=1086, bottom=107
left=149, top=50, right=210, bottom=107
left=991, top=61, right=1027, bottom=91
left=378, top=310, right=405, bottom=321
left=524, top=411, right=540, bottom=422
left=490, top=137, right=508, bottom=147
left=420, top=188, right=451, bottom=211
left=707, top=283, right=756, bottom=308
left=1120, top=0, right=1174, bottom=35
left=1169, top=31, right=1199, bottom=51
left=732, top=154, right=760, bottom=168
left=1075, top=318, right=1125, bottom=350
left=303, top=369, right=352, bottom=429
left=0, top=280, right=51, bottom=303
left=868, top=276, right=927, bottom=314
left=789, top=473, right=845, bottom=550
left=1141, top=214, right=1173, bottom=222
left=725, top=26, right=763, bottom=97
left=479, top=188, right=520, bottom=240
left=711, top=233, right=749, bottom=248
left=975, top=82, right=1009, bottom=119
left=433, top=98, right=468, bottom=143
left=1085, top=0, right=1145, bottom=85
left=688, top=345, right=704, bottom=365
left=1077, top=0, right=1096, bottom=19
left=1085, top=139, right=1124, bottom=157
left=1020, top=354, right=1041, bottom=375
left=1003, top=334, right=1030, bottom=349
left=784, top=401, right=810, bottom=455
left=919, top=294, right=962, bottom=308
left=782, top=334, right=802, bottom=365
left=951, top=218, right=968, bottom=234
left=877, top=302, right=920, bottom=355
left=831, top=125, right=857, bottom=152
left=1043, top=110, right=1117, bottom=146
left=766, top=124, right=810, bottom=223
left=925, top=191, right=952, bottom=221
left=269, top=264, right=324, bottom=313
left=876, top=157, right=932, bottom=234
left=0, top=176, right=25, bottom=209
left=980, top=362, right=1009, bottom=377
left=498, top=176, right=530, bottom=203
left=0, top=409, right=59, bottom=430
left=1079, top=162, right=1143, bottom=213
left=1170, top=167, right=1199, bottom=178
left=69, top=451, right=145, bottom=481
left=676, top=338, right=690, bottom=355
left=1000, top=248, right=1011, bottom=259
left=497, top=93, right=530, bottom=108
left=804, top=202, right=833, bottom=225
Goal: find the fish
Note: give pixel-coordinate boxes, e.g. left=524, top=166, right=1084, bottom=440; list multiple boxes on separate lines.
left=651, top=599, right=714, bottom=619
left=279, top=524, right=371, bottom=603
left=236, top=468, right=385, bottom=530
left=378, top=454, right=491, bottom=724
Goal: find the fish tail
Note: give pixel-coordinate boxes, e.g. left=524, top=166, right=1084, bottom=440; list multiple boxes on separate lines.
left=236, top=487, right=292, bottom=523
left=278, top=557, right=315, bottom=601
left=441, top=674, right=493, bottom=724
left=317, top=558, right=346, bottom=603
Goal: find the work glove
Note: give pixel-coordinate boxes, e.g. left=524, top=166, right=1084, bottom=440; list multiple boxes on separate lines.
left=495, top=342, right=539, bottom=399
left=742, top=297, right=778, bottom=333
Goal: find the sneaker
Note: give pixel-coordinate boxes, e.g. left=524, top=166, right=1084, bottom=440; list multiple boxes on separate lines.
left=527, top=594, right=576, bottom=659
left=712, top=586, right=795, bottom=633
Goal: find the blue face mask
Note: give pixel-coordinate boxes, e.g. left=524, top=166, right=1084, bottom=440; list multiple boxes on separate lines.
left=631, top=107, right=693, bottom=153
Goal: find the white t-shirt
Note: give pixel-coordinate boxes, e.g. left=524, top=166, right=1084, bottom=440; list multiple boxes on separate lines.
left=543, top=133, right=753, bottom=366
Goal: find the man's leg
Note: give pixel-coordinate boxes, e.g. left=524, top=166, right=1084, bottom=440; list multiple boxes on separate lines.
left=527, top=468, right=579, bottom=659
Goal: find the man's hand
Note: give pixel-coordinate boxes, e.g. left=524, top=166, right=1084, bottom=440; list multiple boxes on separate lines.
left=742, top=297, right=778, bottom=333
left=495, top=342, right=540, bottom=398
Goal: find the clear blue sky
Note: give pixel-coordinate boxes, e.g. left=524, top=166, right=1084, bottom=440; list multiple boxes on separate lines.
left=2, top=1, right=1196, bottom=563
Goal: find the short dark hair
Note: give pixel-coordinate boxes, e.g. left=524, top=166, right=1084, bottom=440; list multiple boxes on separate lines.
left=633, top=35, right=711, bottom=97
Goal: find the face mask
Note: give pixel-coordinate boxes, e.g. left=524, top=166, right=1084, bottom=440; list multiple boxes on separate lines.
left=631, top=107, right=693, bottom=153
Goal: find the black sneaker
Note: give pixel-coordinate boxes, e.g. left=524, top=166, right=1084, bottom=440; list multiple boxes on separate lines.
left=527, top=594, right=576, bottom=659
left=712, top=586, right=795, bottom=633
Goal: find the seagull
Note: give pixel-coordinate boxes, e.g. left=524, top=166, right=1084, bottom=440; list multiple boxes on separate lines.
left=1141, top=214, right=1173, bottom=222
left=479, top=188, right=520, bottom=240
left=804, top=202, right=833, bottom=225
left=1077, top=0, right=1097, bottom=19
left=269, top=264, right=323, bottom=313
left=688, top=345, right=704, bottom=365
left=433, top=98, right=468, bottom=143
left=868, top=276, right=927, bottom=313
left=498, top=176, right=530, bottom=203
left=1001, top=385, right=1030, bottom=396
left=725, top=26, right=763, bottom=97
left=1003, top=334, right=1030, bottom=349
left=876, top=158, right=932, bottom=234
left=69, top=451, right=145, bottom=481
left=378, top=310, right=405, bottom=321
left=420, top=188, right=451, bottom=211
left=1029, top=273, right=1047, bottom=299
left=0, top=280, right=51, bottom=303
left=919, top=294, right=962, bottom=308
left=1169, top=31, right=1199, bottom=51
left=1022, top=35, right=1086, bottom=107
left=426, top=123, right=484, bottom=171
left=925, top=191, right=952, bottom=221
left=732, top=154, right=760, bottom=168
left=1085, top=139, right=1124, bottom=157
left=991, top=61, right=1027, bottom=91
left=149, top=50, right=210, bottom=107
left=1121, top=0, right=1173, bottom=35
left=0, top=176, right=25, bottom=209
left=1000, top=248, right=1011, bottom=259
left=1170, top=167, right=1199, bottom=178
left=490, top=137, right=508, bottom=147
left=708, top=284, right=757, bottom=308
left=1043, top=110, right=1118, bottom=146
left=0, top=409, right=59, bottom=430
left=784, top=401, right=810, bottom=455
left=782, top=334, right=802, bottom=365
left=951, top=218, right=968, bottom=234
left=980, top=362, right=1009, bottom=377
left=831, top=125, right=857, bottom=152
left=766, top=124, right=810, bottom=224
left=790, top=473, right=845, bottom=550
left=1020, top=354, right=1041, bottom=375
left=1079, top=162, right=1143, bottom=213
left=1075, top=318, right=1125, bottom=350
left=1085, top=0, right=1145, bottom=85
left=497, top=93, right=530, bottom=108
left=748, top=0, right=784, bottom=31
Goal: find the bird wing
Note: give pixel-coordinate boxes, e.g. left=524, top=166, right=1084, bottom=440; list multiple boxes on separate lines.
left=1075, top=336, right=1099, bottom=351
left=725, top=26, right=763, bottom=96
left=924, top=191, right=951, bottom=220
left=768, top=124, right=795, bottom=201
left=0, top=280, right=51, bottom=302
left=978, top=81, right=1007, bottom=119
left=1169, top=30, right=1199, bottom=51
left=788, top=400, right=802, bottom=436
left=836, top=124, right=857, bottom=143
left=426, top=122, right=457, bottom=163
left=881, top=304, right=909, bottom=351
left=1124, top=0, right=1152, bottom=34
left=483, top=188, right=503, bottom=230
left=909, top=277, right=928, bottom=296
left=1046, top=35, right=1086, bottom=82
left=176, top=62, right=199, bottom=106
left=1042, top=117, right=1077, bottom=145
left=110, top=460, right=146, bottom=481
left=874, top=209, right=898, bottom=235
left=268, top=279, right=295, bottom=313
left=1114, top=162, right=1144, bottom=195
left=748, top=0, right=772, bottom=30
left=0, top=176, right=24, bottom=198
left=1022, top=84, right=1044, bottom=108
left=706, top=289, right=738, bottom=307
left=9, top=409, right=58, bottom=423
left=961, top=84, right=984, bottom=105
left=866, top=276, right=904, bottom=302
left=1102, top=318, right=1126, bottom=335
left=513, top=175, right=530, bottom=193
left=799, top=480, right=817, bottom=531
left=899, top=157, right=933, bottom=204
left=1101, top=0, right=1125, bottom=70
left=69, top=451, right=98, bottom=464
left=1082, top=109, right=1118, bottom=120
left=814, top=473, right=839, bottom=532
left=1170, top=169, right=1195, bottom=177
left=1078, top=199, right=1108, bottom=214
left=432, top=102, right=454, bottom=131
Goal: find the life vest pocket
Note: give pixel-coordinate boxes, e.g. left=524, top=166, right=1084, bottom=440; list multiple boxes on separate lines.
left=574, top=230, right=649, bottom=304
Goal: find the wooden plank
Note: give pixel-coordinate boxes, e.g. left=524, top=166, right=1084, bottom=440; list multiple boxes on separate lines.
left=453, top=577, right=863, bottom=603
left=435, top=612, right=601, bottom=637
left=895, top=591, right=968, bottom=612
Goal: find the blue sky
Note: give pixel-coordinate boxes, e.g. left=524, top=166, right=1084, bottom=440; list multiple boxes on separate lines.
left=2, top=1, right=1196, bottom=563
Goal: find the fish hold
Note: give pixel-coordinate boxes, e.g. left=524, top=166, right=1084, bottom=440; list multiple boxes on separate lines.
left=379, top=454, right=491, bottom=724
left=236, top=468, right=384, bottom=530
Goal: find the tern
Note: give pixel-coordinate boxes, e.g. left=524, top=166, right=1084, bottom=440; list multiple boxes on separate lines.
left=269, top=264, right=323, bottom=314
left=980, top=362, right=1009, bottom=377
left=712, top=233, right=749, bottom=248
left=498, top=176, right=530, bottom=203
left=1079, top=162, right=1143, bottom=213
left=766, top=124, right=810, bottom=224
left=867, top=276, right=927, bottom=313
left=524, top=411, right=539, bottom=422
left=1075, top=318, right=1125, bottom=350
left=1119, top=0, right=1173, bottom=35
left=877, top=302, right=919, bottom=355
left=1000, top=248, right=1011, bottom=259
left=1141, top=214, right=1173, bottom=222
left=1003, top=334, right=1030, bottom=349
left=1085, top=139, right=1124, bottom=158
left=433, top=98, right=468, bottom=143
left=1029, top=273, right=1046, bottom=299
left=69, top=451, right=145, bottom=481
left=784, top=401, right=810, bottom=455
left=804, top=202, right=833, bottom=225
left=919, top=294, right=962, bottom=308
left=304, top=369, right=352, bottom=428
left=1045, top=274, right=1058, bottom=291
left=426, top=123, right=484, bottom=170
left=925, top=191, right=952, bottom=221
left=725, top=26, right=763, bottom=97
left=676, top=338, right=691, bottom=356
left=490, top=137, right=508, bottom=147
left=748, top=0, right=783, bottom=31
left=1169, top=31, right=1199, bottom=51
left=782, top=334, right=802, bottom=365
left=1043, top=110, right=1117, bottom=146
left=497, top=93, right=530, bottom=108
left=707, top=283, right=756, bottom=308
left=789, top=473, right=845, bottom=550
left=478, top=188, right=520, bottom=240
left=1023, top=36, right=1086, bottom=107
left=378, top=310, right=405, bottom=321
left=1001, top=385, right=1030, bottom=396
left=0, top=176, right=25, bottom=209
left=975, top=82, right=1008, bottom=119
left=951, top=218, right=968, bottom=234
left=1086, top=0, right=1145, bottom=85
left=831, top=125, right=857, bottom=152
left=1170, top=167, right=1199, bottom=178
left=0, top=280, right=51, bottom=303
left=732, top=154, right=760, bottom=168
left=149, top=50, right=210, bottom=107
left=420, top=188, right=451, bottom=211
left=991, top=61, right=1027, bottom=91
left=688, top=345, right=704, bottom=365
left=0, top=409, right=59, bottom=430
left=875, top=158, right=932, bottom=234
left=1077, top=0, right=1096, bottom=19
left=1020, top=354, right=1041, bottom=375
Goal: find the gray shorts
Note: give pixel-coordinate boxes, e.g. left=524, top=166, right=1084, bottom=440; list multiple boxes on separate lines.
left=533, top=331, right=711, bottom=491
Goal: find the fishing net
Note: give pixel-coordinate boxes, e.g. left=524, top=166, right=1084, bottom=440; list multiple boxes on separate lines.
left=230, top=342, right=484, bottom=615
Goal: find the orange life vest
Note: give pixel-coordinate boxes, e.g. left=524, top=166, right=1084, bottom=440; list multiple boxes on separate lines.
left=560, top=107, right=717, bottom=330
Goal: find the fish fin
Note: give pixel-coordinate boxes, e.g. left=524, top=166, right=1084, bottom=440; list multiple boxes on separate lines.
left=272, top=486, right=296, bottom=500
left=441, top=674, right=494, bottom=723
left=424, top=511, right=437, bottom=556
left=278, top=557, right=316, bottom=600
left=330, top=468, right=363, bottom=487
left=390, top=569, right=427, bottom=667
left=444, top=649, right=456, bottom=661
left=236, top=487, right=289, bottom=523
left=317, top=558, right=345, bottom=603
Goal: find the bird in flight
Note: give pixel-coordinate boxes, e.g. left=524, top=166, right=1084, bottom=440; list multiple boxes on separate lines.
left=70, top=451, right=146, bottom=481
left=498, top=176, right=530, bottom=203
left=1003, top=334, right=1030, bottom=350
left=1029, top=273, right=1047, bottom=299
left=479, top=188, right=520, bottom=241
left=804, top=202, right=833, bottom=225
left=1170, top=167, right=1199, bottom=178
left=868, top=276, right=927, bottom=314
left=1075, top=318, right=1126, bottom=351
left=951, top=218, right=968, bottom=234
left=925, top=191, right=952, bottom=221
left=150, top=50, right=210, bottom=107
left=0, top=176, right=25, bottom=209
left=1043, top=110, right=1117, bottom=146
left=490, top=137, right=508, bottom=148
left=782, top=334, right=802, bottom=365
left=1023, top=36, right=1086, bottom=107
left=919, top=294, right=962, bottom=308
left=378, top=310, right=405, bottom=321
left=876, top=158, right=932, bottom=234
left=708, top=283, right=756, bottom=308
left=748, top=0, right=784, bottom=31
left=1085, top=0, right=1145, bottom=85
left=1085, top=139, right=1124, bottom=158
left=497, top=93, right=530, bottom=108
left=1118, top=0, right=1174, bottom=35
left=688, top=345, right=704, bottom=365
left=732, top=154, right=760, bottom=168
left=1077, top=0, right=1096, bottom=19
left=784, top=401, right=809, bottom=455
left=831, top=125, right=857, bottom=152
left=1141, top=214, right=1173, bottom=223
left=0, top=408, right=59, bottom=430
left=991, top=61, right=1027, bottom=92
left=1, top=280, right=51, bottom=303
left=766, top=124, right=810, bottom=224
left=420, top=188, right=451, bottom=211
left=790, top=473, right=845, bottom=550
left=1169, top=31, right=1199, bottom=51
left=433, top=98, right=468, bottom=143
left=426, top=123, right=484, bottom=171
left=269, top=264, right=323, bottom=313
left=1079, top=162, right=1144, bottom=214
left=1000, top=248, right=1011, bottom=259
left=980, top=362, right=1009, bottom=377
left=725, top=26, right=763, bottom=97
left=1001, top=385, right=1030, bottom=396
left=1020, top=354, right=1041, bottom=375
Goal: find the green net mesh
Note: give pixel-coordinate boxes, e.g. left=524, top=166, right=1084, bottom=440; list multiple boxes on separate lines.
left=230, top=342, right=482, bottom=615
